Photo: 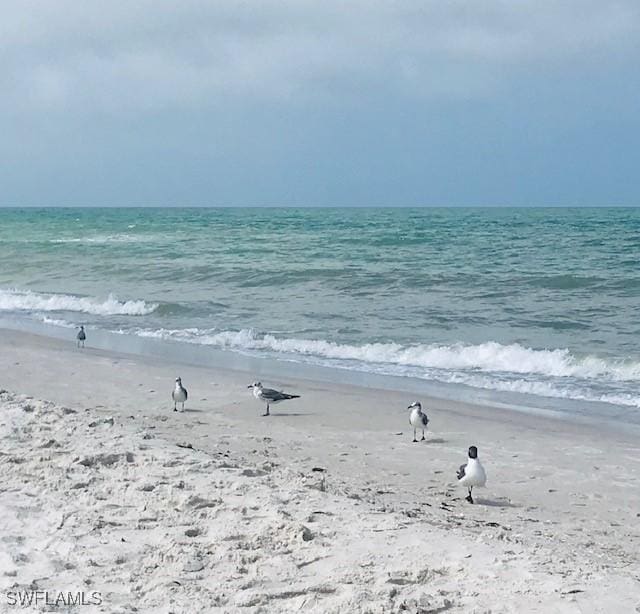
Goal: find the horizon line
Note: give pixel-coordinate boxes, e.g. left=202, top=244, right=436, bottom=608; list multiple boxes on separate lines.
left=1, top=204, right=639, bottom=209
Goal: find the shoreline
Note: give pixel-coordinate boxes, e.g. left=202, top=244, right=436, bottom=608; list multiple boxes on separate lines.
left=1, top=325, right=635, bottom=438
left=2, top=317, right=637, bottom=433
left=1, top=328, right=640, bottom=611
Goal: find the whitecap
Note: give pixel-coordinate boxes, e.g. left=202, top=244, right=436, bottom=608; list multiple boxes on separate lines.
left=125, top=327, right=640, bottom=384
left=0, top=288, right=157, bottom=316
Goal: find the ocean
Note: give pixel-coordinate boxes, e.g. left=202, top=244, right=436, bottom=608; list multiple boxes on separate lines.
left=1, top=207, right=639, bottom=420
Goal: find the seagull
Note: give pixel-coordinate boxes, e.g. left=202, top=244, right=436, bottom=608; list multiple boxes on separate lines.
left=248, top=382, right=300, bottom=417
left=76, top=325, right=86, bottom=348
left=407, top=401, right=429, bottom=442
left=457, top=445, right=487, bottom=504
left=172, top=377, right=188, bottom=412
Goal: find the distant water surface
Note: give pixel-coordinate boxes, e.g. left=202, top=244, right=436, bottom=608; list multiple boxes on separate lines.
left=1, top=207, right=639, bottom=414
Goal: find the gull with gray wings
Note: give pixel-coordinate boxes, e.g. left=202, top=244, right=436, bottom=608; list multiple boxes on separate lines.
left=248, top=382, right=300, bottom=416
left=407, top=401, right=429, bottom=442
left=76, top=325, right=86, bottom=348
left=172, top=377, right=188, bottom=412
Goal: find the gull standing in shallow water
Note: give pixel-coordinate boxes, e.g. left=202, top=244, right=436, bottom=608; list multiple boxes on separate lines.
left=407, top=401, right=429, bottom=442
left=457, top=445, right=487, bottom=504
left=248, top=382, right=300, bottom=417
left=172, top=377, right=188, bottom=412
left=76, top=325, right=86, bottom=348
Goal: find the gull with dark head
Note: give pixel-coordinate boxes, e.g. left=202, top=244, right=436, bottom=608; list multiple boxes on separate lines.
left=456, top=445, right=487, bottom=504
left=407, top=401, right=429, bottom=442
left=248, top=382, right=300, bottom=417
left=76, top=325, right=86, bottom=348
left=172, top=377, right=188, bottom=412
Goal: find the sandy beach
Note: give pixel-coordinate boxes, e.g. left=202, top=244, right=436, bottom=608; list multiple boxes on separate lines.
left=1, top=328, right=639, bottom=613
left=4, top=0, right=640, bottom=608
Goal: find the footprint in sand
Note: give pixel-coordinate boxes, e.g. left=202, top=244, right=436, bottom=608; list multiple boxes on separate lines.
left=185, top=528, right=202, bottom=538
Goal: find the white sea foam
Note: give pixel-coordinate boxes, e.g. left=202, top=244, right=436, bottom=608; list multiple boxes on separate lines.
left=130, top=327, right=640, bottom=384
left=0, top=288, right=157, bottom=316
left=438, top=372, right=640, bottom=408
left=25, top=318, right=640, bottom=407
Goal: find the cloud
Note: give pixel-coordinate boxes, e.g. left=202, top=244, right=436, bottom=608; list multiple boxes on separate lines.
left=1, top=1, right=639, bottom=113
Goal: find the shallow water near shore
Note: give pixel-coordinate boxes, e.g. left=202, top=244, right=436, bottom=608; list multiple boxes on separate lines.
left=1, top=206, right=639, bottom=419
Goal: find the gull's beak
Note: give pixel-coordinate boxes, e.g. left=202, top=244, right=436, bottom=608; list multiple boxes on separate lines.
left=247, top=384, right=253, bottom=388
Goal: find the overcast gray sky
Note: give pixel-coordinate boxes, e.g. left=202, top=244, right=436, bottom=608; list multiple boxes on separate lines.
left=1, top=1, right=639, bottom=206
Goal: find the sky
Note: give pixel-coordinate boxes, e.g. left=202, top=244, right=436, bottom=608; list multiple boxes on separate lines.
left=1, top=1, right=639, bottom=207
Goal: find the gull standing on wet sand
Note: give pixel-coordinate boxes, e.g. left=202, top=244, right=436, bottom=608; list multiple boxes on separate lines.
left=457, top=445, right=487, bottom=504
left=248, top=382, right=300, bottom=416
left=76, top=325, right=86, bottom=348
left=172, top=377, right=188, bottom=412
left=407, top=401, right=429, bottom=442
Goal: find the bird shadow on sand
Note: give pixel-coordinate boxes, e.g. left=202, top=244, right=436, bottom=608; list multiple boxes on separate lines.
left=475, top=498, right=518, bottom=508
left=269, top=413, right=314, bottom=417
left=183, top=408, right=206, bottom=413
left=425, top=438, right=447, bottom=444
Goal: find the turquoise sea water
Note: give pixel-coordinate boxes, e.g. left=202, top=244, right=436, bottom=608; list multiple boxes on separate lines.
left=1, top=207, right=639, bottom=415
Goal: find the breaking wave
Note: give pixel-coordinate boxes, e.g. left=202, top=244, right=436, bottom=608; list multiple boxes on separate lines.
left=131, top=328, right=640, bottom=385
left=131, top=328, right=640, bottom=407
left=0, top=288, right=157, bottom=316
